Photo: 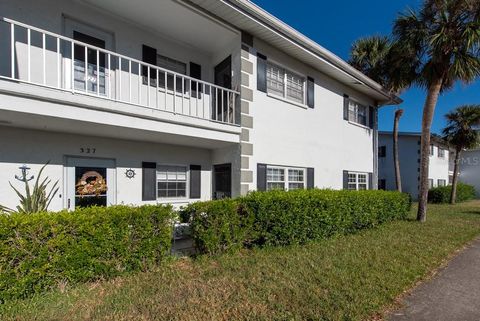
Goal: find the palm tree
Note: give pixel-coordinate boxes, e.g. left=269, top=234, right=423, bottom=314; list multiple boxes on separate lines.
left=393, top=109, right=404, bottom=192
left=442, top=105, right=480, bottom=204
left=350, top=37, right=410, bottom=193
left=393, top=0, right=480, bottom=221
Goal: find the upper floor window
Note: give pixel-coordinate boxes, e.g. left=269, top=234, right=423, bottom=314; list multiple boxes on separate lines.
left=157, top=165, right=187, bottom=198
left=266, top=166, right=306, bottom=191
left=267, top=62, right=305, bottom=105
left=348, top=172, right=368, bottom=190
left=429, top=144, right=435, bottom=156
left=438, top=148, right=445, bottom=158
left=348, top=100, right=368, bottom=126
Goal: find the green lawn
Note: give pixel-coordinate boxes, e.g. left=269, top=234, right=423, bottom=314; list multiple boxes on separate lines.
left=2, top=201, right=480, bottom=321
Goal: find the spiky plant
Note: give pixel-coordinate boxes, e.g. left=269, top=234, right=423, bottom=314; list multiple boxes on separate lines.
left=0, top=163, right=59, bottom=214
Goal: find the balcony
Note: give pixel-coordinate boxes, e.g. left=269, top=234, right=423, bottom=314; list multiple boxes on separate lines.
left=0, top=17, right=241, bottom=130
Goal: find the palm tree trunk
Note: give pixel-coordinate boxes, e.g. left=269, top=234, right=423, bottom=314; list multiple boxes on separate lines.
left=417, top=78, right=443, bottom=222
left=450, top=147, right=461, bottom=204
left=393, top=109, right=404, bottom=192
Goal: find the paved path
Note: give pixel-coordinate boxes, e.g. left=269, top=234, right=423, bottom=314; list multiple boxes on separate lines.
left=389, top=238, right=480, bottom=321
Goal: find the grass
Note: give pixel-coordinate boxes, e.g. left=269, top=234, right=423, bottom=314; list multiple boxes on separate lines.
left=1, top=201, right=480, bottom=321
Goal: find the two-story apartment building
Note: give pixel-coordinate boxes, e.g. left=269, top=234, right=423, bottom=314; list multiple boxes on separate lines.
left=378, top=132, right=450, bottom=199
left=0, top=0, right=399, bottom=211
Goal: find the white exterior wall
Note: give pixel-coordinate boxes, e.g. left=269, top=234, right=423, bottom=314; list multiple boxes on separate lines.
left=459, top=149, right=480, bottom=197
left=378, top=133, right=450, bottom=199
left=0, top=126, right=216, bottom=211
left=247, top=39, right=376, bottom=189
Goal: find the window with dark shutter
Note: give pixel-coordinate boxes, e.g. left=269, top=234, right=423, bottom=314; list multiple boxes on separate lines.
left=343, top=94, right=349, bottom=120
left=369, top=106, right=375, bottom=129
left=257, top=163, right=267, bottom=191
left=307, top=168, right=314, bottom=189
left=142, top=162, right=156, bottom=201
left=307, top=77, right=315, bottom=108
left=257, top=53, right=267, bottom=93
left=189, top=165, right=201, bottom=199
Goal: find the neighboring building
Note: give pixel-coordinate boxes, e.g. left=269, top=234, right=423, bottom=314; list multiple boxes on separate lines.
left=378, top=132, right=450, bottom=199
left=458, top=148, right=480, bottom=198
left=0, top=0, right=398, bottom=211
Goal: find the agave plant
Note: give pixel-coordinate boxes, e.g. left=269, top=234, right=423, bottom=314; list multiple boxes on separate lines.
left=0, top=163, right=59, bottom=214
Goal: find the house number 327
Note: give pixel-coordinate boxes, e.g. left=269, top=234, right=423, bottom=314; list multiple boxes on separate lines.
left=80, top=148, right=96, bottom=154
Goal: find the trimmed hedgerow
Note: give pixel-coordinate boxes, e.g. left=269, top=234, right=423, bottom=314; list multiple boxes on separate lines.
left=428, top=183, right=476, bottom=204
left=181, top=189, right=411, bottom=255
left=180, top=199, right=253, bottom=255
left=0, top=205, right=174, bottom=301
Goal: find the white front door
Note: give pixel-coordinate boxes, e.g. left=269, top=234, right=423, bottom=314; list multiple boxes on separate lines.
left=65, top=157, right=116, bottom=210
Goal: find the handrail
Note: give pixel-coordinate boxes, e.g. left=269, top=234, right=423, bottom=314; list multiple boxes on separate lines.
left=2, top=17, right=240, bottom=95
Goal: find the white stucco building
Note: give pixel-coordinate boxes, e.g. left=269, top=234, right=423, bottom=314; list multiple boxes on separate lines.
left=378, top=132, right=450, bottom=199
left=0, top=0, right=399, bottom=211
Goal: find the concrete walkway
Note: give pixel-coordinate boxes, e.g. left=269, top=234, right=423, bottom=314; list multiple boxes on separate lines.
left=389, top=238, right=480, bottom=321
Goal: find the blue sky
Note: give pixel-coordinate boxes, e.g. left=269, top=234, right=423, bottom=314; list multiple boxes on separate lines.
left=251, top=0, right=480, bottom=134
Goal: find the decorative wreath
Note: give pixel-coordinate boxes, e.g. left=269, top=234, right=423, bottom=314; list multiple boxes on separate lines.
left=75, top=171, right=108, bottom=196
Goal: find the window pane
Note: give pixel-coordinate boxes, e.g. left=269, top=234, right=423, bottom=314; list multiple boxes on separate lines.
left=267, top=63, right=285, bottom=97
left=358, top=184, right=367, bottom=190
left=348, top=183, right=357, bottom=190
left=286, top=72, right=304, bottom=104
left=156, top=165, right=187, bottom=198
left=288, top=169, right=304, bottom=182
left=289, top=182, right=304, bottom=190
left=267, top=182, right=285, bottom=190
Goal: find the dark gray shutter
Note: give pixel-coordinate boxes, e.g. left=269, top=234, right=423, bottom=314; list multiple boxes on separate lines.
left=257, top=53, right=267, bottom=93
left=189, top=165, right=201, bottom=199
left=343, top=170, right=349, bottom=190
left=369, top=106, right=375, bottom=129
left=307, top=168, right=314, bottom=189
left=368, top=172, right=374, bottom=190
left=257, top=163, right=267, bottom=191
left=343, top=94, right=349, bottom=120
left=142, top=162, right=156, bottom=201
left=142, top=45, right=157, bottom=84
left=307, top=77, right=315, bottom=108
left=190, top=62, right=202, bottom=99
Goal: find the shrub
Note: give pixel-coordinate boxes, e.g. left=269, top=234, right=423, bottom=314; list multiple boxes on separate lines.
left=180, top=199, right=254, bottom=255
left=428, top=183, right=476, bottom=203
left=0, top=205, right=174, bottom=301
left=182, top=189, right=411, bottom=254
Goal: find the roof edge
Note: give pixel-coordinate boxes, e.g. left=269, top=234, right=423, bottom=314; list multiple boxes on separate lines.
left=226, top=0, right=402, bottom=105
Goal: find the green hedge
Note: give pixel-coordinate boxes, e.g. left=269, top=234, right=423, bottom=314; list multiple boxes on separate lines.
left=181, top=189, right=411, bottom=255
left=428, top=183, right=476, bottom=203
left=0, top=205, right=174, bottom=301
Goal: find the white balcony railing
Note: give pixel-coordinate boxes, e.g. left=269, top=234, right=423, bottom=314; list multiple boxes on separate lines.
left=0, top=17, right=240, bottom=125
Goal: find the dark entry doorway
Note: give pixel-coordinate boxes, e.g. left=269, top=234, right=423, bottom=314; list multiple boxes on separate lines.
left=213, top=163, right=232, bottom=199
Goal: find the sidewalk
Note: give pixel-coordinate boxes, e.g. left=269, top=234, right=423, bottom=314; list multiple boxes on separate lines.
left=389, top=238, right=480, bottom=321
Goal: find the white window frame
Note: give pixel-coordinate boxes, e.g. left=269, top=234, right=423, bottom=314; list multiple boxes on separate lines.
left=348, top=99, right=368, bottom=127
left=156, top=164, right=189, bottom=199
left=428, top=178, right=434, bottom=189
left=266, top=61, right=306, bottom=105
left=347, top=171, right=369, bottom=190
left=266, top=165, right=306, bottom=191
